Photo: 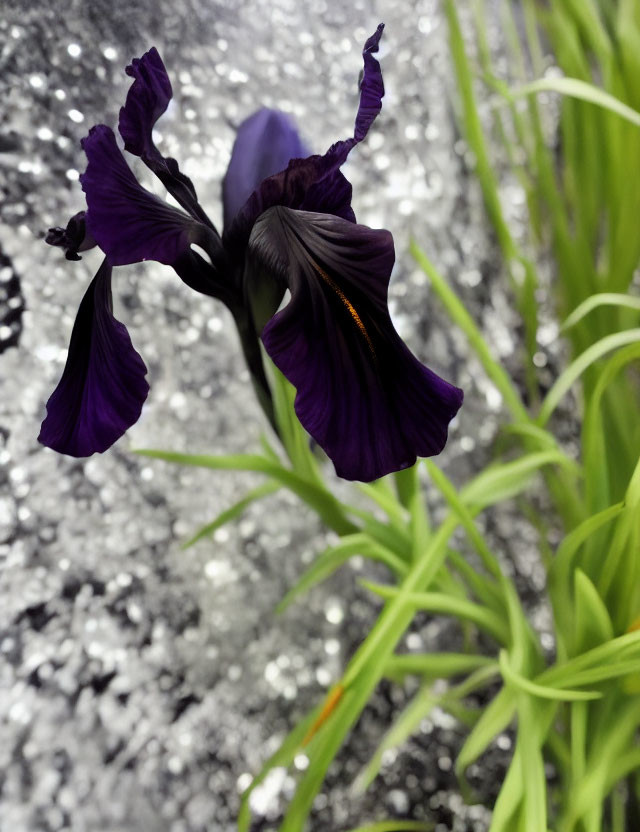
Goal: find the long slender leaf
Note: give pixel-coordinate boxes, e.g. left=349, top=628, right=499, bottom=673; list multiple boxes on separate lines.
left=512, top=77, right=640, bottom=128
left=182, top=481, right=280, bottom=548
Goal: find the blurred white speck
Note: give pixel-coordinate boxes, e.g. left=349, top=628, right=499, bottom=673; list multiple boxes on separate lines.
left=538, top=321, right=559, bottom=346
left=229, top=68, right=249, bottom=84
left=404, top=124, right=420, bottom=141
left=438, top=755, right=452, bottom=771
left=37, top=126, right=54, bottom=141
left=324, top=638, right=340, bottom=656
left=387, top=788, right=409, bottom=813
left=485, top=385, right=503, bottom=410
left=533, top=351, right=548, bottom=368
left=103, top=46, right=118, bottom=61
left=65, top=169, right=80, bottom=181
left=29, top=74, right=44, bottom=89
left=497, top=733, right=512, bottom=751
left=237, top=772, right=252, bottom=793
left=461, top=269, right=482, bottom=288
left=249, top=767, right=287, bottom=816
left=406, top=632, right=422, bottom=650
left=207, top=316, right=223, bottom=334
left=0, top=326, right=12, bottom=341
left=426, top=123, right=439, bottom=141
left=18, top=161, right=31, bottom=174
left=264, top=660, right=279, bottom=684
left=169, top=391, right=187, bottom=410
left=167, top=756, right=183, bottom=775
left=213, top=527, right=229, bottom=543
left=460, top=435, right=475, bottom=452
left=9, top=701, right=31, bottom=724
left=294, top=754, right=309, bottom=770
left=116, top=572, right=132, bottom=588
left=68, top=109, right=84, bottom=123
left=67, top=43, right=82, bottom=58
left=418, top=16, right=434, bottom=34
left=54, top=88, right=66, bottom=100
left=324, top=599, right=344, bottom=625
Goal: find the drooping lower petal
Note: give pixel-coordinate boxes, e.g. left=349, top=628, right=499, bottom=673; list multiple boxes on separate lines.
left=248, top=206, right=463, bottom=482
left=222, top=108, right=309, bottom=229
left=80, top=124, right=196, bottom=266
left=224, top=24, right=385, bottom=256
left=38, top=259, right=149, bottom=457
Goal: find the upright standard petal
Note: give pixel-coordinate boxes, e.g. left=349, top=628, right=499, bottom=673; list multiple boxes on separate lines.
left=248, top=206, right=463, bottom=482
left=38, top=259, right=149, bottom=457
left=118, top=47, right=214, bottom=229
left=222, top=108, right=309, bottom=229
left=80, top=124, right=196, bottom=266
left=119, top=46, right=172, bottom=161
left=224, top=24, right=386, bottom=256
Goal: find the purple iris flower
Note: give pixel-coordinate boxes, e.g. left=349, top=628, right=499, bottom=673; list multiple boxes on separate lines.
left=40, top=25, right=463, bottom=481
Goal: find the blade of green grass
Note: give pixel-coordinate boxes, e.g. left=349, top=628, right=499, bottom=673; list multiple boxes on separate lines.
left=182, top=481, right=280, bottom=548
left=511, top=77, right=640, bottom=128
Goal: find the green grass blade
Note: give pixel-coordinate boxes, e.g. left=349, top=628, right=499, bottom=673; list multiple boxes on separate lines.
left=455, top=686, right=516, bottom=775
left=561, top=292, right=640, bottom=330
left=499, top=650, right=602, bottom=701
left=461, top=450, right=580, bottom=508
left=181, top=481, right=280, bottom=548
left=410, top=241, right=527, bottom=421
left=134, top=449, right=357, bottom=536
left=385, top=652, right=494, bottom=681
left=537, top=329, right=640, bottom=426
left=355, top=683, right=438, bottom=791
left=512, top=77, right=640, bottom=128
left=277, top=535, right=407, bottom=613
left=573, top=568, right=615, bottom=653
left=361, top=581, right=509, bottom=643
left=343, top=823, right=434, bottom=832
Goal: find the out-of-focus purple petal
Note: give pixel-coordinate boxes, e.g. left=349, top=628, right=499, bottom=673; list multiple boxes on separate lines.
left=118, top=47, right=172, bottom=161
left=224, top=24, right=385, bottom=256
left=38, top=259, right=149, bottom=457
left=222, top=108, right=309, bottom=229
left=248, top=206, right=463, bottom=482
left=80, top=124, right=196, bottom=266
left=45, top=211, right=97, bottom=261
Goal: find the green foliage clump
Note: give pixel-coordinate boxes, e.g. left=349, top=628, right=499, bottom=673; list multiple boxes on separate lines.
left=137, top=1, right=640, bottom=828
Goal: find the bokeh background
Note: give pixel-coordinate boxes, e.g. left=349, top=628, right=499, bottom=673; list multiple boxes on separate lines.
left=0, top=1, right=536, bottom=829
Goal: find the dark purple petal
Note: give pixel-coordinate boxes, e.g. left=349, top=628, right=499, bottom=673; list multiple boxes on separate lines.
left=118, top=47, right=172, bottom=161
left=248, top=206, right=463, bottom=481
left=80, top=124, right=196, bottom=266
left=118, top=48, right=215, bottom=229
left=38, top=259, right=149, bottom=457
left=45, top=211, right=97, bottom=261
left=224, top=24, right=385, bottom=256
left=222, top=108, right=309, bottom=229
